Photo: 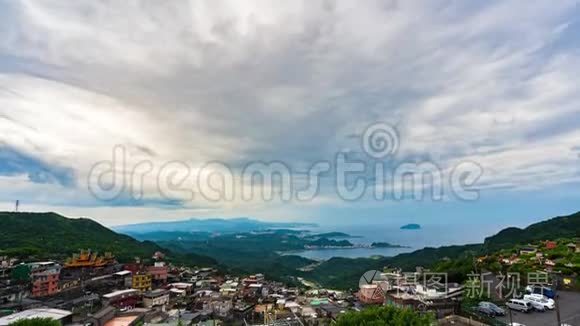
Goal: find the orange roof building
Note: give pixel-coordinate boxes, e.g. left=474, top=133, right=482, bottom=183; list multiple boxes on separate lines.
left=64, top=250, right=116, bottom=268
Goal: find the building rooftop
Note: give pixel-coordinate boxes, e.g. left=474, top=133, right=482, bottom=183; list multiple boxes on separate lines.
left=103, top=289, right=139, bottom=299
left=115, top=270, right=132, bottom=276
left=248, top=283, right=263, bottom=288
left=170, top=282, right=193, bottom=288
left=169, top=288, right=186, bottom=295
left=91, top=306, right=116, bottom=319
left=144, top=289, right=168, bottom=298
left=0, top=308, right=72, bottom=326
left=521, top=246, right=537, bottom=250
left=30, top=261, right=57, bottom=266
left=104, top=315, right=140, bottom=326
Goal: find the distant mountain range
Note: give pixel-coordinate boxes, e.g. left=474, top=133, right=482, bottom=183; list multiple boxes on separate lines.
left=113, top=217, right=317, bottom=235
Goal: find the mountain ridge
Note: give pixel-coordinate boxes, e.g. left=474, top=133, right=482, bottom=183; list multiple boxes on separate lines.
left=0, top=211, right=217, bottom=266
left=113, top=216, right=317, bottom=234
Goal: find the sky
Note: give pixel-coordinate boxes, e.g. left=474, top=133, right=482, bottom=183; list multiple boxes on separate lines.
left=0, top=0, right=579, bottom=228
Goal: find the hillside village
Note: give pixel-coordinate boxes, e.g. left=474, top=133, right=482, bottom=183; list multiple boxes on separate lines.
left=1, top=249, right=363, bottom=326
left=0, top=236, right=578, bottom=326
left=476, top=238, right=580, bottom=287
left=0, top=212, right=579, bottom=325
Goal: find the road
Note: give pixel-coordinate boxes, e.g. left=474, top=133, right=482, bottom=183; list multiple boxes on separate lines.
left=496, top=291, right=580, bottom=326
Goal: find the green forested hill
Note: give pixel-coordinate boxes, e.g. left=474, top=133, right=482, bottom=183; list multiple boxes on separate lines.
left=483, top=211, right=580, bottom=252
left=0, top=211, right=217, bottom=265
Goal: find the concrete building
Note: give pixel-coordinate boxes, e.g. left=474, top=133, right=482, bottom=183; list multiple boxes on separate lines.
left=86, top=306, right=116, bottom=326
left=358, top=284, right=384, bottom=304
left=103, top=289, right=141, bottom=309
left=114, top=270, right=133, bottom=288
left=132, top=273, right=152, bottom=292
left=30, top=263, right=61, bottom=298
left=204, top=300, right=232, bottom=318
left=519, top=246, right=538, bottom=255
left=169, top=282, right=193, bottom=297
left=147, top=262, right=168, bottom=285
left=143, top=289, right=169, bottom=308
left=0, top=283, right=29, bottom=304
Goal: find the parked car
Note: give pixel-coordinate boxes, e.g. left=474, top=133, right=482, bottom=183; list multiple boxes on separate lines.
left=477, top=304, right=496, bottom=317
left=525, top=285, right=556, bottom=299
left=524, top=294, right=555, bottom=310
left=477, top=301, right=506, bottom=316
left=506, top=299, right=532, bottom=313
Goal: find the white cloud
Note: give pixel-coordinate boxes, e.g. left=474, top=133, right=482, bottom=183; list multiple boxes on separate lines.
left=0, top=0, right=579, bottom=221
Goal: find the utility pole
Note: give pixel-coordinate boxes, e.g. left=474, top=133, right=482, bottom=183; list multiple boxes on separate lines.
left=15, top=200, right=19, bottom=212
left=554, top=279, right=561, bottom=326
left=542, top=277, right=562, bottom=326
left=508, top=307, right=513, bottom=325
left=555, top=298, right=562, bottom=326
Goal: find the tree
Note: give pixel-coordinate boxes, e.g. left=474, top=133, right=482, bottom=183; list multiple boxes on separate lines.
left=335, top=305, right=434, bottom=326
left=9, top=318, right=61, bottom=326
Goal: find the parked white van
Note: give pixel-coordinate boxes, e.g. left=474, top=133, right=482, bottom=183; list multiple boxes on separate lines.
left=506, top=299, right=532, bottom=312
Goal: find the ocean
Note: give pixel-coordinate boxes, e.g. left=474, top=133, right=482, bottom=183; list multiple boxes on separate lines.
left=284, top=222, right=503, bottom=260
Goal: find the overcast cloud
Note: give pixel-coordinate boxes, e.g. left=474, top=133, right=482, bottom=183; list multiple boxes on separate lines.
left=1, top=0, right=579, bottom=225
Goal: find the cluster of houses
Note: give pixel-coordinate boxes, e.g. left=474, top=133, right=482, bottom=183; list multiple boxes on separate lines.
left=356, top=268, right=464, bottom=319
left=0, top=250, right=362, bottom=325
left=3, top=242, right=574, bottom=325
left=479, top=240, right=580, bottom=275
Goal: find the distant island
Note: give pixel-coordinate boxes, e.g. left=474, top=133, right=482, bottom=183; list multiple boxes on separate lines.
left=306, top=238, right=354, bottom=248
left=400, top=223, right=421, bottom=230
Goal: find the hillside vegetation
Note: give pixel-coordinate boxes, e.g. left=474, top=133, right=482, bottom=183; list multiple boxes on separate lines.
left=483, top=211, right=580, bottom=252
left=0, top=212, right=216, bottom=266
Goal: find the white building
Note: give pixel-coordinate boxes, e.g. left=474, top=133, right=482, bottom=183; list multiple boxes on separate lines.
left=0, top=309, right=72, bottom=326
